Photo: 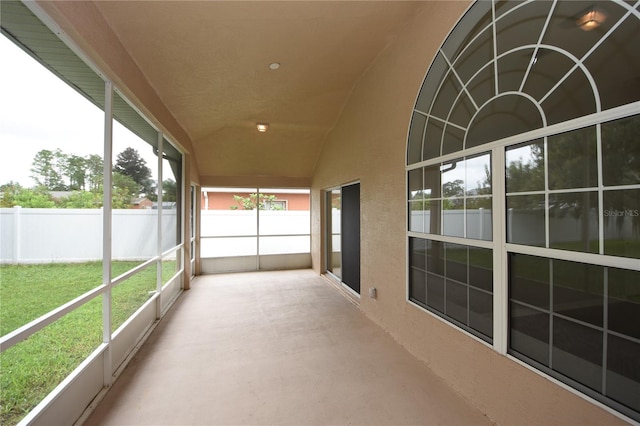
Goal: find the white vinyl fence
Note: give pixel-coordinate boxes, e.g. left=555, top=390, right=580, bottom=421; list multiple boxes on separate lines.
left=410, top=208, right=636, bottom=244
left=0, top=207, right=177, bottom=264
left=200, top=210, right=310, bottom=258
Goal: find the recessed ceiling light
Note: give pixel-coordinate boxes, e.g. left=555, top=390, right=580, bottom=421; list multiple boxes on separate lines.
left=576, top=8, right=606, bottom=31
left=256, top=123, right=269, bottom=132
left=268, top=62, right=280, bottom=70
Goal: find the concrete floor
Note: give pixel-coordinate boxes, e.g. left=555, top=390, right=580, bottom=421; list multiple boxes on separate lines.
left=85, top=269, right=492, bottom=426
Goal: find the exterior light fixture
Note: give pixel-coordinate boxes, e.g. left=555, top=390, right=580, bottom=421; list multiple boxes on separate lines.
left=256, top=123, right=269, bottom=132
left=268, top=62, right=280, bottom=70
left=576, top=8, right=606, bottom=31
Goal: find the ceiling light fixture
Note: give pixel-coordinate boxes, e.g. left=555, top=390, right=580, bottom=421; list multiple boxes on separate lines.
left=256, top=123, right=269, bottom=132
left=576, top=8, right=606, bottom=31
left=268, top=62, right=280, bottom=70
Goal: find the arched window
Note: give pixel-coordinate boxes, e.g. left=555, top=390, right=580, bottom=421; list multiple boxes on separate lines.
left=407, top=1, right=639, bottom=421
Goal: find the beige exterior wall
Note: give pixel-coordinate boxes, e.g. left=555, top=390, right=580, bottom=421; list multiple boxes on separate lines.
left=311, top=2, right=626, bottom=425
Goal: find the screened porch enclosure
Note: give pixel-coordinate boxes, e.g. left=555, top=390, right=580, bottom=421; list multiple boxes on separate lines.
left=0, top=2, right=186, bottom=424
left=1, top=0, right=638, bottom=424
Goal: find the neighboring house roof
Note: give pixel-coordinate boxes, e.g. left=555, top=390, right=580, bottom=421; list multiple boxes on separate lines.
left=132, top=197, right=152, bottom=205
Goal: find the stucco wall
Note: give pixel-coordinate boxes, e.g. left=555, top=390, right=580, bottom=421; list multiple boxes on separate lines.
left=310, top=2, right=625, bottom=425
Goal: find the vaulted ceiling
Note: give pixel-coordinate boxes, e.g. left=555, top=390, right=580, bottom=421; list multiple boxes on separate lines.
left=87, top=1, right=426, bottom=183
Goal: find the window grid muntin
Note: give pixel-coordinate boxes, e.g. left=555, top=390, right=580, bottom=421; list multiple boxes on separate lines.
left=431, top=40, right=602, bottom=154
left=408, top=0, right=640, bottom=421
left=408, top=152, right=493, bottom=240
left=410, top=113, right=640, bottom=259
left=504, top=118, right=640, bottom=259
left=410, top=1, right=640, bottom=164
left=508, top=253, right=640, bottom=418
left=409, top=236, right=494, bottom=343
left=514, top=2, right=556, bottom=92
left=407, top=102, right=639, bottom=172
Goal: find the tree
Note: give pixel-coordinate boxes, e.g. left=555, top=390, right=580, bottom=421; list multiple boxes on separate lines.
left=0, top=181, right=23, bottom=207
left=12, top=187, right=55, bottom=208
left=504, top=142, right=545, bottom=210
left=64, top=154, right=87, bottom=190
left=0, top=183, right=55, bottom=208
left=162, top=179, right=177, bottom=202
left=30, top=149, right=66, bottom=190
left=85, top=154, right=104, bottom=192
left=442, top=179, right=464, bottom=198
left=232, top=193, right=280, bottom=210
left=442, top=179, right=464, bottom=209
left=476, top=164, right=492, bottom=196
left=601, top=117, right=640, bottom=238
left=112, top=172, right=139, bottom=208
left=114, top=148, right=154, bottom=198
left=57, top=191, right=102, bottom=208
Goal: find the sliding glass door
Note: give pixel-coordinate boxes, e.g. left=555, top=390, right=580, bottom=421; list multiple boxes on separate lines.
left=325, top=183, right=360, bottom=295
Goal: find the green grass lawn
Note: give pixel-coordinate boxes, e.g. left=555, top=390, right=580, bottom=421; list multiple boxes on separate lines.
left=0, top=260, right=178, bottom=426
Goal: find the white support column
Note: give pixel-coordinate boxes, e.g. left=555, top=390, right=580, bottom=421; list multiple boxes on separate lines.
left=156, top=133, right=163, bottom=319
left=195, top=185, right=202, bottom=276
left=181, top=153, right=187, bottom=288
left=256, top=188, right=260, bottom=271
left=102, top=81, right=114, bottom=386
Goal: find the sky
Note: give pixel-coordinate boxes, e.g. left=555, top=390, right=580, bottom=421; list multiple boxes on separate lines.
left=0, top=35, right=160, bottom=188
